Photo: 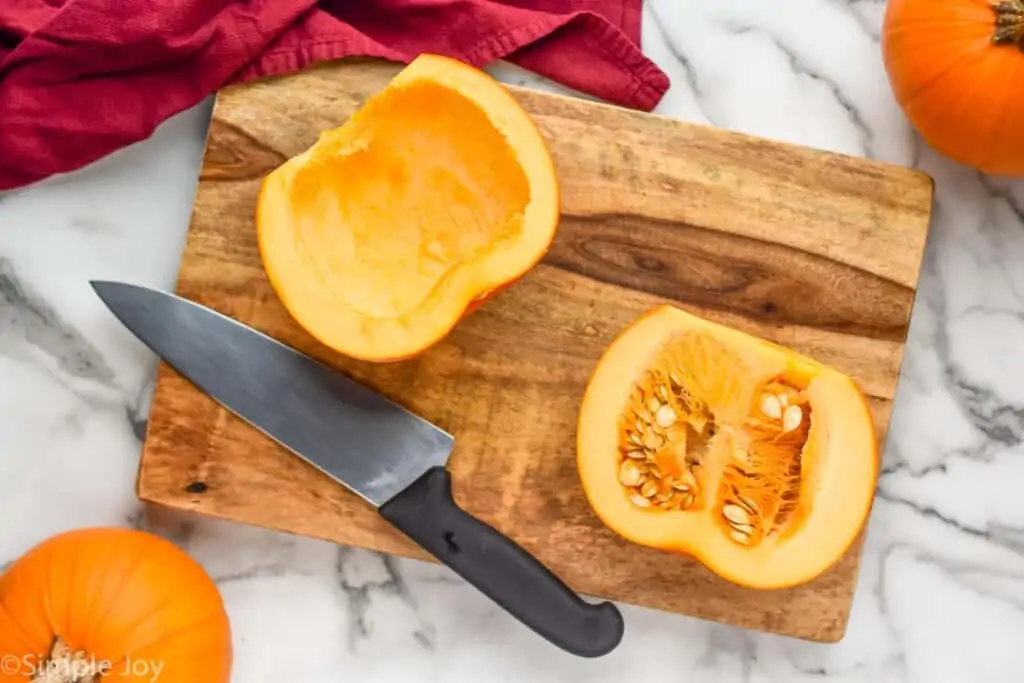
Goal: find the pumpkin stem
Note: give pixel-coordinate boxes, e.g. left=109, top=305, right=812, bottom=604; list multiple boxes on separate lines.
left=30, top=637, right=104, bottom=683
left=993, top=0, right=1024, bottom=48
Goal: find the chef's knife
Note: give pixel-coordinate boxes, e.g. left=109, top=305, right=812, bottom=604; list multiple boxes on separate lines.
left=91, top=281, right=624, bottom=658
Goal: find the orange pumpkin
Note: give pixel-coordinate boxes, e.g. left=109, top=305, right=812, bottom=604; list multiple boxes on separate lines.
left=576, top=305, right=879, bottom=590
left=0, top=527, right=232, bottom=683
left=882, top=0, right=1024, bottom=176
left=256, top=53, right=560, bottom=362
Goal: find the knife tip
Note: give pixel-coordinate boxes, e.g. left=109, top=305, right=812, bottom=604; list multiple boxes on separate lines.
left=88, top=279, right=112, bottom=297
left=89, top=279, right=130, bottom=293
left=89, top=280, right=141, bottom=308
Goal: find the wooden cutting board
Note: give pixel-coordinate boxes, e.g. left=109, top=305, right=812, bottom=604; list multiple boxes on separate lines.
left=138, top=58, right=934, bottom=643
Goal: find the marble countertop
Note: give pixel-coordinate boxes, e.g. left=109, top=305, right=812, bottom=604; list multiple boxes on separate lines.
left=2, top=1, right=1023, bottom=681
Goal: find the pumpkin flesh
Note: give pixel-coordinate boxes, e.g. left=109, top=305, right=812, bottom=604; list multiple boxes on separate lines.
left=577, top=306, right=879, bottom=590
left=882, top=0, right=1024, bottom=176
left=0, top=528, right=231, bottom=683
left=257, top=54, right=559, bottom=362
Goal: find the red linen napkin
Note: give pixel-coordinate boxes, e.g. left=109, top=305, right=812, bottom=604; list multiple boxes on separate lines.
left=0, top=0, right=670, bottom=192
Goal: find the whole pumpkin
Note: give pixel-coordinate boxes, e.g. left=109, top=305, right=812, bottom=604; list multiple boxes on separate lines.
left=0, top=527, right=231, bottom=683
left=882, top=0, right=1024, bottom=177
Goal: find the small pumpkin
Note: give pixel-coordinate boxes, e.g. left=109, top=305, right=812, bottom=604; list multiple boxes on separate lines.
left=0, top=527, right=231, bottom=683
left=257, top=53, right=560, bottom=362
left=576, top=305, right=879, bottom=590
left=882, top=0, right=1024, bottom=176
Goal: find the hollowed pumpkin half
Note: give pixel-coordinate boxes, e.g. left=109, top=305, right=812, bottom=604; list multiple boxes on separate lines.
left=577, top=305, right=879, bottom=590
left=257, top=54, right=559, bottom=362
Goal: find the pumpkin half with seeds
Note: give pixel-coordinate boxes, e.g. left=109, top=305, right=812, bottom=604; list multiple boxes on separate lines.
left=576, top=305, right=879, bottom=590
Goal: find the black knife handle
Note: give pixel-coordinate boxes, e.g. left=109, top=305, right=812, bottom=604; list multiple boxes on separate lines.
left=379, top=466, right=624, bottom=657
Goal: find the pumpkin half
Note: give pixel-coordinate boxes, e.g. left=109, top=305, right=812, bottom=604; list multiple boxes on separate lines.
left=576, top=305, right=879, bottom=590
left=882, top=0, right=1024, bottom=177
left=257, top=54, right=560, bottom=362
left=0, top=527, right=231, bottom=683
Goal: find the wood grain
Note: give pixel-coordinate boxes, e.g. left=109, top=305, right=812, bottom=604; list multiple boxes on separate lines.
left=137, top=58, right=934, bottom=643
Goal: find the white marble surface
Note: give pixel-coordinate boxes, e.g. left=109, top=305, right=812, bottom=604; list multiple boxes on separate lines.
left=2, top=0, right=1024, bottom=680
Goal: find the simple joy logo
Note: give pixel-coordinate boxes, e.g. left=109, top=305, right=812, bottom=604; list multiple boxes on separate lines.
left=1, top=653, right=166, bottom=681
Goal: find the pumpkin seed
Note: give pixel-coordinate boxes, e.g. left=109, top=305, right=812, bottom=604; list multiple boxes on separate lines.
left=723, top=503, right=751, bottom=526
left=643, top=431, right=664, bottom=450
left=782, top=404, right=803, bottom=433
left=630, top=493, right=652, bottom=508
left=673, top=469, right=697, bottom=491
left=737, top=493, right=759, bottom=514
left=655, top=487, right=674, bottom=503
left=729, top=528, right=751, bottom=544
left=640, top=479, right=659, bottom=498
left=655, top=404, right=678, bottom=428
left=618, top=460, right=643, bottom=487
left=760, top=393, right=782, bottom=419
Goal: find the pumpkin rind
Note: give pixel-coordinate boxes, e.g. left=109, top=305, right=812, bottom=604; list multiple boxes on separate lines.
left=256, top=53, right=560, bottom=362
left=0, top=527, right=232, bottom=683
left=882, top=0, right=1024, bottom=177
left=576, top=305, right=879, bottom=590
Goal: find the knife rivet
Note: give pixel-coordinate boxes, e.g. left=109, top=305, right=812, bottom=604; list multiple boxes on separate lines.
left=443, top=531, right=460, bottom=554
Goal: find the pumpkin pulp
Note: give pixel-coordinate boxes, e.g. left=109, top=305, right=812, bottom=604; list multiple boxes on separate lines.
left=576, top=305, right=879, bottom=590
left=257, top=54, right=559, bottom=362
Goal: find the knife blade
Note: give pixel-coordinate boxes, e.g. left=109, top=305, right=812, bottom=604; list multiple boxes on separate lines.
left=91, top=280, right=624, bottom=658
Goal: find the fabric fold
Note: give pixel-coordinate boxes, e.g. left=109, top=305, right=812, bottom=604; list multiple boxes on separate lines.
left=0, top=0, right=670, bottom=192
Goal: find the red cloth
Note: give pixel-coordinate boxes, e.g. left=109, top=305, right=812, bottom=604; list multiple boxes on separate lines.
left=0, top=0, right=670, bottom=191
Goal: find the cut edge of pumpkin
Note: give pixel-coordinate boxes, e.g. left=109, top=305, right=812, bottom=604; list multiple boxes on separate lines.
left=256, top=53, right=560, bottom=362
left=576, top=304, right=880, bottom=590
